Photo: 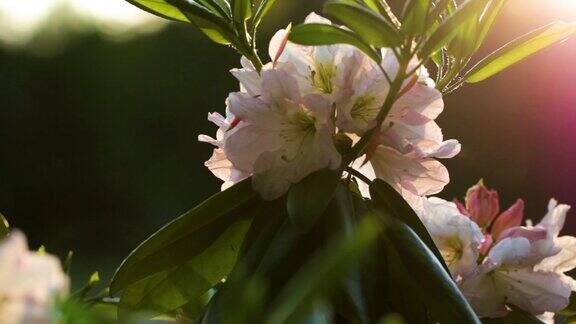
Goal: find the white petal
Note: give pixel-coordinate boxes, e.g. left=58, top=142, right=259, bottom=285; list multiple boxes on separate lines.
left=536, top=236, right=576, bottom=273
left=494, top=268, right=571, bottom=315
left=488, top=237, right=532, bottom=267
left=460, top=272, right=508, bottom=318
left=419, top=197, right=483, bottom=279
left=261, top=68, right=302, bottom=105
left=537, top=199, right=571, bottom=238
left=304, top=12, right=332, bottom=24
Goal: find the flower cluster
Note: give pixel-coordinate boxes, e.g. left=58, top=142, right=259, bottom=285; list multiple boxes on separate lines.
left=200, top=13, right=460, bottom=202
left=0, top=231, right=69, bottom=324
left=418, top=181, right=576, bottom=320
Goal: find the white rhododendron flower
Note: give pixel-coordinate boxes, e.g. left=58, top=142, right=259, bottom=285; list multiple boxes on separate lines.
left=428, top=182, right=576, bottom=320
left=418, top=197, right=484, bottom=281
left=348, top=50, right=460, bottom=207
left=200, top=12, right=459, bottom=201
left=0, top=231, right=69, bottom=324
left=268, top=13, right=359, bottom=100
left=206, top=68, right=341, bottom=200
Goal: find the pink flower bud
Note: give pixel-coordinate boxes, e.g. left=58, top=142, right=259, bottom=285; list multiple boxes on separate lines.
left=465, top=180, right=500, bottom=229
left=498, top=226, right=547, bottom=242
left=491, top=199, right=524, bottom=240
left=480, top=234, right=493, bottom=255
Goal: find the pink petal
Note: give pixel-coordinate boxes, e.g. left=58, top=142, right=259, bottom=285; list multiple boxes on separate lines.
left=491, top=199, right=524, bottom=241
left=465, top=180, right=500, bottom=228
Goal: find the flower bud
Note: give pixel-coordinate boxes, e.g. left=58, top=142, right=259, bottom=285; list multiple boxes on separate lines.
left=491, top=199, right=524, bottom=240
left=465, top=180, right=500, bottom=229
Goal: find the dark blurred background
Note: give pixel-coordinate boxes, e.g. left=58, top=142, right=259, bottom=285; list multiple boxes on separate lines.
left=0, top=0, right=575, bottom=287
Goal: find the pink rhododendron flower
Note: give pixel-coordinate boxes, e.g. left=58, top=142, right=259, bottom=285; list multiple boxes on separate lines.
left=0, top=231, right=69, bottom=324
left=426, top=182, right=576, bottom=320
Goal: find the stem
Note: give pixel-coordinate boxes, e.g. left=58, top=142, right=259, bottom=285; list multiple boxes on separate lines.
left=234, top=21, right=264, bottom=72
left=344, top=56, right=410, bottom=166
left=345, top=167, right=372, bottom=185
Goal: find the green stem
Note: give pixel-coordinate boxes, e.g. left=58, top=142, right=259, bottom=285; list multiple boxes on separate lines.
left=343, top=56, right=410, bottom=167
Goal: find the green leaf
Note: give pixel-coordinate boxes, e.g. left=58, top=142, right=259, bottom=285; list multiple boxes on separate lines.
left=289, top=23, right=381, bottom=62
left=118, top=213, right=251, bottom=316
left=465, top=21, right=576, bottom=83
left=287, top=169, right=340, bottom=233
left=474, top=0, right=506, bottom=52
left=402, top=0, right=430, bottom=36
left=110, top=179, right=258, bottom=295
left=378, top=213, right=480, bottom=324
left=232, top=0, right=252, bottom=23
left=369, top=179, right=451, bottom=274
left=362, top=0, right=401, bottom=28
left=125, top=0, right=190, bottom=22
left=263, top=216, right=382, bottom=324
left=253, top=0, right=279, bottom=28
left=198, top=0, right=232, bottom=18
left=324, top=186, right=369, bottom=323
left=323, top=0, right=402, bottom=48
left=167, top=0, right=236, bottom=45
left=420, top=0, right=489, bottom=59
left=0, top=212, right=9, bottom=238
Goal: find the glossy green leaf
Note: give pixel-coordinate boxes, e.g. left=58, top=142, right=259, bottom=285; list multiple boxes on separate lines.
left=232, top=0, right=252, bottom=23
left=198, top=0, right=232, bottom=18
left=0, top=212, right=9, bottom=238
left=428, top=0, right=452, bottom=24
left=125, top=0, right=190, bottom=22
left=379, top=213, right=480, bottom=324
left=110, top=179, right=258, bottom=294
left=118, top=214, right=251, bottom=316
left=253, top=0, right=279, bottom=28
left=385, top=240, right=431, bottom=323
left=362, top=0, right=401, bottom=28
left=420, top=0, right=489, bottom=58
left=402, top=0, right=430, bottom=36
left=325, top=186, right=369, bottom=323
left=169, top=0, right=236, bottom=45
left=289, top=23, right=381, bottom=62
left=263, top=216, right=382, bottom=324
left=369, top=179, right=450, bottom=274
left=287, top=169, right=340, bottom=232
left=474, top=0, right=506, bottom=51
left=465, top=21, right=576, bottom=83
left=323, top=0, right=402, bottom=48
left=126, top=0, right=236, bottom=45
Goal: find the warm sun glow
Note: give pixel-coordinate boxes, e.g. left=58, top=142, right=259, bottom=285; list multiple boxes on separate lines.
left=0, top=0, right=166, bottom=49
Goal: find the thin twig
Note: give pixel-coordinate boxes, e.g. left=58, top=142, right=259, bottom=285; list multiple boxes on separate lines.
left=345, top=167, right=372, bottom=185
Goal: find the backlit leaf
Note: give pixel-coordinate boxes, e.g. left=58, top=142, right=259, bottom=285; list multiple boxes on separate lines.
left=289, top=23, right=381, bottom=62
left=323, top=0, right=402, bottom=48
left=465, top=21, right=576, bottom=83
